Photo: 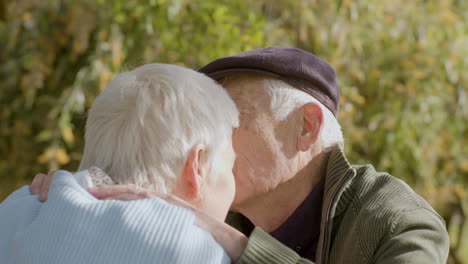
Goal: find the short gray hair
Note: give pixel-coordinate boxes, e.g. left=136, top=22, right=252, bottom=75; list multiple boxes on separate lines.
left=79, top=63, right=239, bottom=194
left=222, top=74, right=343, bottom=151
left=264, top=78, right=344, bottom=151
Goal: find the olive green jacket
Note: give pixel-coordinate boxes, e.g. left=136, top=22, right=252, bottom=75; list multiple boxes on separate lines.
left=231, top=147, right=449, bottom=264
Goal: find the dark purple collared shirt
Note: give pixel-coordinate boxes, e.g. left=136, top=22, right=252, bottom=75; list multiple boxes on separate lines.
left=269, top=176, right=325, bottom=262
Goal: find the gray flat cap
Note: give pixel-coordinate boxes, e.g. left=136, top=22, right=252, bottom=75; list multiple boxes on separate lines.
left=198, top=46, right=340, bottom=116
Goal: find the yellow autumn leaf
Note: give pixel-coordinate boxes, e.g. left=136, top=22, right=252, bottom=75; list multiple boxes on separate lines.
left=369, top=69, right=380, bottom=79
left=460, top=159, right=468, bottom=173
left=22, top=12, right=32, bottom=22
left=353, top=94, right=366, bottom=105
left=99, top=71, right=113, bottom=92
left=443, top=162, right=454, bottom=173
left=452, top=185, right=466, bottom=198
left=442, top=10, right=457, bottom=24
left=61, top=126, right=74, bottom=144
left=55, top=148, right=70, bottom=165
left=112, top=44, right=124, bottom=68
left=37, top=149, right=55, bottom=164
left=413, top=70, right=427, bottom=80
left=385, top=119, right=396, bottom=130
left=73, top=42, right=83, bottom=53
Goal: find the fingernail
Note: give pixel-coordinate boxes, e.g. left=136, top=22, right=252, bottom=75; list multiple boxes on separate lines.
left=87, top=188, right=100, bottom=198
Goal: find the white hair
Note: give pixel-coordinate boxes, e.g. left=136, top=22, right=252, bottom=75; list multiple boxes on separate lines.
left=222, top=75, right=343, bottom=151
left=79, top=63, right=239, bottom=194
left=264, top=78, right=344, bottom=150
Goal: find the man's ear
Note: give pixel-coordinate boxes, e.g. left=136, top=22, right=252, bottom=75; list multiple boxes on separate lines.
left=298, top=102, right=323, bottom=152
left=179, top=144, right=205, bottom=201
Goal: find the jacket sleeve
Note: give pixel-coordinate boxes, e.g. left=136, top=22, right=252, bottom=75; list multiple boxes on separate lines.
left=236, top=227, right=314, bottom=264
left=373, top=207, right=450, bottom=264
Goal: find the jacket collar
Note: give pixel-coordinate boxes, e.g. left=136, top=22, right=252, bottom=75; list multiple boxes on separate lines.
left=316, top=146, right=357, bottom=264
left=322, top=146, right=357, bottom=218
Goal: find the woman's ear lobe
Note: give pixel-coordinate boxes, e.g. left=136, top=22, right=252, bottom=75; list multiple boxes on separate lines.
left=179, top=145, right=205, bottom=201
left=298, top=103, right=323, bottom=152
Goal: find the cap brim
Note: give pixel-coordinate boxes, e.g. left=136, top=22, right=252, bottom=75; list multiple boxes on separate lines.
left=203, top=68, right=281, bottom=81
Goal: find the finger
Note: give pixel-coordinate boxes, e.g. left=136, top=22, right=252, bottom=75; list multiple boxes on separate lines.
left=88, top=185, right=126, bottom=199
left=102, top=193, right=145, bottom=201
left=31, top=173, right=46, bottom=195
left=88, top=185, right=139, bottom=199
left=90, top=185, right=159, bottom=201
left=39, top=170, right=56, bottom=202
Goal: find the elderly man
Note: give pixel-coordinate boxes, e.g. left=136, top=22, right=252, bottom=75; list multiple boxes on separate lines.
left=0, top=63, right=241, bottom=263
left=194, top=47, right=449, bottom=264
left=33, top=48, right=450, bottom=264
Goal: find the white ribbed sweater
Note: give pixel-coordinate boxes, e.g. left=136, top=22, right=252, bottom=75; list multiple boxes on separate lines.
left=0, top=170, right=230, bottom=264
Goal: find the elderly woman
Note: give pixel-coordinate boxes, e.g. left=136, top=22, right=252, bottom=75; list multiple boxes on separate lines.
left=0, top=64, right=242, bottom=264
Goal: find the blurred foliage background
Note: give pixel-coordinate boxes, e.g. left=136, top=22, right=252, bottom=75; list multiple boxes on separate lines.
left=1, top=0, right=467, bottom=262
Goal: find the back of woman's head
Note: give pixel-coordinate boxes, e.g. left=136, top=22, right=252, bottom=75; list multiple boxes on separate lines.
left=79, top=63, right=239, bottom=194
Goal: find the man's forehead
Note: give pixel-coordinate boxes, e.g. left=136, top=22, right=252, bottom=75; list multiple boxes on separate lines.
left=223, top=78, right=269, bottom=110
left=220, top=78, right=275, bottom=128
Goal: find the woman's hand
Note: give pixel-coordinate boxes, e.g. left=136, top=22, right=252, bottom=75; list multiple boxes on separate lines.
left=89, top=185, right=248, bottom=262
left=30, top=170, right=56, bottom=202
left=31, top=175, right=249, bottom=262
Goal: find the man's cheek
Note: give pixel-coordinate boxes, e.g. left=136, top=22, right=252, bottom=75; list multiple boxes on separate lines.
left=235, top=160, right=256, bottom=185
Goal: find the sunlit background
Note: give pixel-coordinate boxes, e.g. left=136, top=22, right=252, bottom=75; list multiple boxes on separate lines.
left=1, top=0, right=467, bottom=263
